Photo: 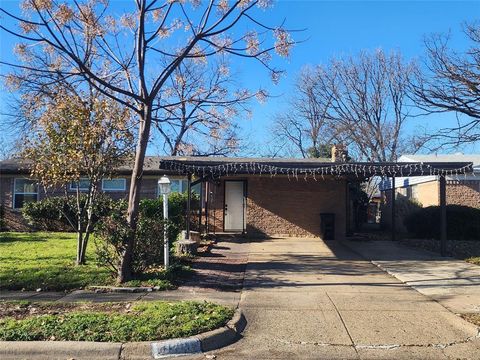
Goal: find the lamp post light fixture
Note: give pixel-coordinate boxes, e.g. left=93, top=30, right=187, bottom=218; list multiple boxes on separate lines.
left=158, top=175, right=171, bottom=269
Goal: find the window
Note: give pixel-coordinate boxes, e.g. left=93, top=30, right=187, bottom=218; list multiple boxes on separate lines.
left=69, top=178, right=90, bottom=191
left=102, top=178, right=126, bottom=191
left=13, top=179, right=38, bottom=209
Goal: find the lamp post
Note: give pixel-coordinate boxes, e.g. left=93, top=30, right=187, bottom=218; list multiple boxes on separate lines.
left=158, top=176, right=171, bottom=269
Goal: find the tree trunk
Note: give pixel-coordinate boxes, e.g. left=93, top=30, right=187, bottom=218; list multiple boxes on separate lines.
left=117, top=107, right=152, bottom=283
left=79, top=232, right=90, bottom=265
left=76, top=231, right=85, bottom=265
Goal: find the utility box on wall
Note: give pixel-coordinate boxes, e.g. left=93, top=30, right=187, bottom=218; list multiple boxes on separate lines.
left=320, top=213, right=335, bottom=240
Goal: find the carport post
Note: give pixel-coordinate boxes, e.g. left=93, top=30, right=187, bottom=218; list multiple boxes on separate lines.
left=440, top=175, right=447, bottom=256
left=391, top=176, right=396, bottom=241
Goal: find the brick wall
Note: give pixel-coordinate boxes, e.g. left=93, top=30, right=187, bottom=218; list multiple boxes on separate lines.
left=381, top=179, right=480, bottom=231
left=206, top=175, right=347, bottom=239
left=0, top=174, right=178, bottom=231
left=446, top=180, right=480, bottom=208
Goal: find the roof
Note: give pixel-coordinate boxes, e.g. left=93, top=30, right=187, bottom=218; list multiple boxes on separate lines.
left=159, top=156, right=474, bottom=179
left=1, top=155, right=474, bottom=179
left=0, top=156, right=168, bottom=175
left=399, top=154, right=480, bottom=169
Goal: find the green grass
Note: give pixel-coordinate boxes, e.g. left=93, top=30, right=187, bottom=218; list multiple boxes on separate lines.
left=0, top=232, right=190, bottom=291
left=0, top=232, right=111, bottom=291
left=0, top=300, right=234, bottom=342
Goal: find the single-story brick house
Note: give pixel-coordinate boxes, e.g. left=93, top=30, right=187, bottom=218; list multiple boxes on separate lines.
left=158, top=156, right=473, bottom=240
left=0, top=157, right=197, bottom=231
left=379, top=154, right=480, bottom=231
left=1, top=155, right=474, bottom=240
left=381, top=154, right=480, bottom=208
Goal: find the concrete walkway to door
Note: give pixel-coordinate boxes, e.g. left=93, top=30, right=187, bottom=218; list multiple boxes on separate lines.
left=185, top=237, right=480, bottom=360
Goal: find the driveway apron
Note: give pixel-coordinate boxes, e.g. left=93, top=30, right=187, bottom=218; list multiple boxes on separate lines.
left=185, top=237, right=480, bottom=360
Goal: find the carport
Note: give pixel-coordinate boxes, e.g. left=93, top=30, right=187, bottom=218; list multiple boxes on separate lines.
left=159, top=157, right=473, bottom=255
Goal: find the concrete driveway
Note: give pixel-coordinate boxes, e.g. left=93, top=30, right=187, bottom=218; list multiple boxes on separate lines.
left=184, top=237, right=480, bottom=360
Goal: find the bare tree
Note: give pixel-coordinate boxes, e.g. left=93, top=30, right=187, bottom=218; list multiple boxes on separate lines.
left=412, top=22, right=480, bottom=146
left=153, top=59, right=264, bottom=156
left=317, top=50, right=419, bottom=162
left=0, top=135, right=16, bottom=160
left=271, top=50, right=419, bottom=162
left=271, top=66, right=335, bottom=158
left=1, top=0, right=294, bottom=282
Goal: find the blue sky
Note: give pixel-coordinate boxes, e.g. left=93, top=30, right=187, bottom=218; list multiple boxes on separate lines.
left=1, top=0, right=479, bottom=155
left=239, top=0, right=480, bottom=154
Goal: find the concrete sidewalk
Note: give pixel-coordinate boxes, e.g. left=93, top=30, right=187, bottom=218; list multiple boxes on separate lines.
left=342, top=240, right=480, bottom=314
left=0, top=287, right=241, bottom=307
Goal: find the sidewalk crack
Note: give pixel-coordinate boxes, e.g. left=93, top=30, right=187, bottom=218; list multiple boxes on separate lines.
left=325, top=292, right=359, bottom=356
left=118, top=343, right=125, bottom=360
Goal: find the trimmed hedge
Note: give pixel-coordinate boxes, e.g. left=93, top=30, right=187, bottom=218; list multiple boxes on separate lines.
left=404, top=205, right=480, bottom=241
left=22, top=195, right=125, bottom=232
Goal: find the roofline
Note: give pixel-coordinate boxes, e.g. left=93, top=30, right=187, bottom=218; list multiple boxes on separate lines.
left=159, top=157, right=474, bottom=178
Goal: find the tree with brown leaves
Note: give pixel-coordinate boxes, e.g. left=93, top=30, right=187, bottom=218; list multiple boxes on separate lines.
left=23, top=90, right=134, bottom=265
left=1, top=0, right=294, bottom=282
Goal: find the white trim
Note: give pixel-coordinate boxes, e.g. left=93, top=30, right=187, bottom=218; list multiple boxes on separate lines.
left=13, top=178, right=39, bottom=209
left=102, top=178, right=126, bottom=192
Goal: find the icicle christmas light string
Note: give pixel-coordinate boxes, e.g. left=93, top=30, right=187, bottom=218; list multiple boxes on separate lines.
left=160, top=160, right=473, bottom=180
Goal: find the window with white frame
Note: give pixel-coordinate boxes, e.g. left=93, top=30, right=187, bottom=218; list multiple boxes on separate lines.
left=69, top=178, right=90, bottom=191
left=13, top=178, right=38, bottom=209
left=102, top=178, right=126, bottom=191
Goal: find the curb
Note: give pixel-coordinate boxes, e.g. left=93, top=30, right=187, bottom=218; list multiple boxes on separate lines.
left=151, top=309, right=246, bottom=358
left=88, top=286, right=164, bottom=293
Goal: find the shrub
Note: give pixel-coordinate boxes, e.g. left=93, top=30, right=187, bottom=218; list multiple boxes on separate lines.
left=94, top=192, right=194, bottom=277
left=404, top=205, right=480, bottom=240
left=395, top=196, right=423, bottom=218
left=22, top=195, right=126, bottom=231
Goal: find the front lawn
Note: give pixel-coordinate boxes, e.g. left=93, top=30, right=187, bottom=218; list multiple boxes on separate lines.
left=0, top=232, right=188, bottom=291
left=0, top=300, right=234, bottom=342
left=0, top=232, right=111, bottom=291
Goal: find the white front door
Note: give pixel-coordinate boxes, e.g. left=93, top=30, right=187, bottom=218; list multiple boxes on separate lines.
left=224, top=181, right=245, bottom=231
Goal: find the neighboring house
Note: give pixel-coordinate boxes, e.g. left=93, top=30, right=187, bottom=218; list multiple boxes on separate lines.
left=381, top=154, right=480, bottom=208
left=1, top=153, right=474, bottom=238
left=0, top=157, right=194, bottom=231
